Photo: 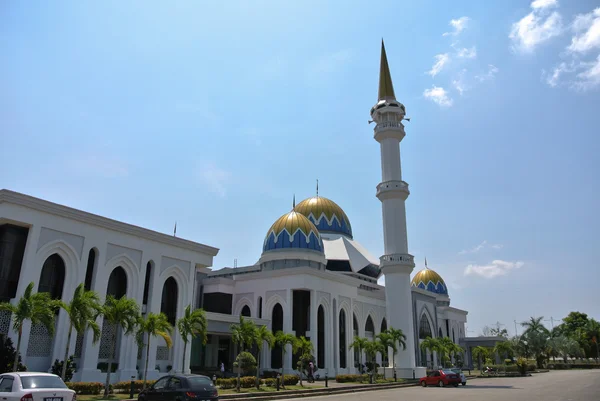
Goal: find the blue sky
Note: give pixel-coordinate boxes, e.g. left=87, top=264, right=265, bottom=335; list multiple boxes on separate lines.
left=1, top=0, right=599, bottom=336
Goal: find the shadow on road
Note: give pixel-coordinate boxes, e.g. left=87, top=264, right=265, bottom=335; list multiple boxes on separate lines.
left=462, top=385, right=516, bottom=389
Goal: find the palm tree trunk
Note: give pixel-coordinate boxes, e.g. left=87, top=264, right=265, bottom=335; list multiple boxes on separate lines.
left=182, top=340, right=187, bottom=374
left=255, top=350, right=260, bottom=390
left=237, top=342, right=241, bottom=392
left=61, top=323, right=73, bottom=380
left=281, top=349, right=285, bottom=389
left=104, top=336, right=115, bottom=399
left=143, top=335, right=150, bottom=390
left=14, top=326, right=23, bottom=371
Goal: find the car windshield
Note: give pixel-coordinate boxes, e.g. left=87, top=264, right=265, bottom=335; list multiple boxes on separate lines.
left=21, top=376, right=67, bottom=389
left=187, top=377, right=214, bottom=389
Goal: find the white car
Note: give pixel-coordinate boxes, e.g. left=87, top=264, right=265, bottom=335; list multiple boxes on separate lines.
left=451, top=369, right=467, bottom=386
left=0, top=372, right=76, bottom=401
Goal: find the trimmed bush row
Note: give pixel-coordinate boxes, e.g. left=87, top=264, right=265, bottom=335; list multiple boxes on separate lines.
left=65, top=382, right=103, bottom=395
left=215, top=375, right=299, bottom=389
left=335, top=374, right=370, bottom=383
left=481, top=363, right=536, bottom=372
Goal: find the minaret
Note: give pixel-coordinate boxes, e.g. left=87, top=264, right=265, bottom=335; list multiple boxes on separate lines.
left=372, top=41, right=418, bottom=375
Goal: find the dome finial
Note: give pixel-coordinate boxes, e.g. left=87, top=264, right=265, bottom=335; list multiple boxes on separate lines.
left=378, top=39, right=396, bottom=101
left=293, top=194, right=296, bottom=209
left=425, top=257, right=428, bottom=269
left=316, top=179, right=319, bottom=197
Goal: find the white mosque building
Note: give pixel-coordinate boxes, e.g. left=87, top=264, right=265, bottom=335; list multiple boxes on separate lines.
left=0, top=42, right=467, bottom=382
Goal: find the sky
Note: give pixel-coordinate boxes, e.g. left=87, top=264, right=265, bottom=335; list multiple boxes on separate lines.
left=1, top=0, right=599, bottom=337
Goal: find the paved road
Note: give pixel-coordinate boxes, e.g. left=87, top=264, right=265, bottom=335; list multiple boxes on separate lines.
left=294, top=370, right=600, bottom=401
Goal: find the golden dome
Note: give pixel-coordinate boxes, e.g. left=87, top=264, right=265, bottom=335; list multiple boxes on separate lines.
left=263, top=211, right=323, bottom=252
left=411, top=267, right=448, bottom=295
left=294, top=196, right=352, bottom=238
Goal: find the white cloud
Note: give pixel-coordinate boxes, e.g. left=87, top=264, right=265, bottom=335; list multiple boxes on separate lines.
left=509, top=0, right=563, bottom=53
left=491, top=244, right=504, bottom=250
left=198, top=162, right=231, bottom=197
left=452, top=70, right=468, bottom=95
left=568, top=8, right=600, bottom=53
left=427, top=53, right=450, bottom=77
left=457, top=46, right=477, bottom=59
left=476, top=64, right=499, bottom=81
left=459, top=240, right=504, bottom=254
left=443, top=17, right=470, bottom=36
left=423, top=86, right=453, bottom=107
left=464, top=260, right=524, bottom=278
left=544, top=55, right=600, bottom=91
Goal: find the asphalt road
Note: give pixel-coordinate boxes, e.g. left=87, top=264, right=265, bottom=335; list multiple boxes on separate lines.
left=295, top=370, right=600, bottom=401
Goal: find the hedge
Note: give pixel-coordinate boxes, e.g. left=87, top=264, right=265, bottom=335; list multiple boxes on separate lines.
left=65, top=382, right=103, bottom=395
left=113, top=380, right=156, bottom=393
left=216, top=375, right=299, bottom=389
left=547, top=363, right=600, bottom=370
left=482, top=364, right=536, bottom=373
left=335, top=374, right=369, bottom=383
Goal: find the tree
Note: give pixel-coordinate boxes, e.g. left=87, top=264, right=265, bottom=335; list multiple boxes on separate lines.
left=102, top=295, right=140, bottom=398
left=419, top=337, right=440, bottom=368
left=494, top=341, right=514, bottom=372
left=439, top=337, right=463, bottom=367
left=0, top=282, right=60, bottom=370
left=472, top=346, right=489, bottom=371
left=137, top=312, right=172, bottom=389
left=376, top=331, right=396, bottom=378
left=51, top=356, right=76, bottom=382
left=58, top=283, right=103, bottom=380
left=349, top=336, right=369, bottom=374
left=363, top=340, right=385, bottom=383
left=177, top=305, right=207, bottom=374
left=230, top=316, right=256, bottom=391
left=0, top=336, right=26, bottom=372
left=292, top=336, right=313, bottom=387
left=521, top=317, right=550, bottom=368
left=253, top=325, right=274, bottom=389
left=386, top=327, right=406, bottom=373
left=274, top=331, right=296, bottom=388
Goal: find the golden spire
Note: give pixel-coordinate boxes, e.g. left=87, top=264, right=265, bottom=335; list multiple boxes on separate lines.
left=378, top=40, right=396, bottom=101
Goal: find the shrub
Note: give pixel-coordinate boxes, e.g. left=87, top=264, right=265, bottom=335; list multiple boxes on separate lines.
left=215, top=378, right=236, bottom=389
left=65, top=382, right=103, bottom=395
left=335, top=374, right=369, bottom=383
left=263, top=378, right=277, bottom=387
left=50, top=357, right=76, bottom=382
left=282, top=374, right=298, bottom=385
left=0, top=336, right=27, bottom=372
left=113, top=380, right=156, bottom=393
left=216, top=376, right=259, bottom=389
left=233, top=352, right=257, bottom=376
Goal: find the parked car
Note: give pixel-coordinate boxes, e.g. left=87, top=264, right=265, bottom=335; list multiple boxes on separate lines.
left=450, top=368, right=467, bottom=385
left=0, top=372, right=76, bottom=401
left=138, top=374, right=218, bottom=401
left=419, top=369, right=462, bottom=387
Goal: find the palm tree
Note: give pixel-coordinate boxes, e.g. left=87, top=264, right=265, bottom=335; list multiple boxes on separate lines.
left=58, top=283, right=103, bottom=380
left=472, top=346, right=489, bottom=371
left=363, top=340, right=385, bottom=383
left=0, top=282, right=59, bottom=370
left=137, top=312, right=173, bottom=389
left=254, top=325, right=274, bottom=389
left=230, top=316, right=257, bottom=391
left=521, top=316, right=549, bottom=336
left=521, top=317, right=550, bottom=368
left=177, top=305, right=207, bottom=374
left=349, top=336, right=369, bottom=374
left=387, top=327, right=407, bottom=372
left=292, top=336, right=313, bottom=387
left=274, top=331, right=296, bottom=387
left=419, top=337, right=440, bottom=369
left=376, top=331, right=396, bottom=379
left=102, top=295, right=140, bottom=398
left=494, top=341, right=514, bottom=372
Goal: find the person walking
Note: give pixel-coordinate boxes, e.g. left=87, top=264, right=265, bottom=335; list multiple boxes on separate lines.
left=220, top=362, right=225, bottom=378
left=308, top=361, right=314, bottom=383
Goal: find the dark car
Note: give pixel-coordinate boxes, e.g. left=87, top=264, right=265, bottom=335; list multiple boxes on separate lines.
left=138, top=374, right=218, bottom=401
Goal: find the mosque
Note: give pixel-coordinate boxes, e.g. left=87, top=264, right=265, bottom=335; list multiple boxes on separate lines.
left=0, top=42, right=467, bottom=382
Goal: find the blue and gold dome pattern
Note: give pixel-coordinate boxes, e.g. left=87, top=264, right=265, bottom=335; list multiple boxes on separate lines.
left=263, top=211, right=324, bottom=252
left=411, top=267, right=448, bottom=295
left=294, top=196, right=353, bottom=238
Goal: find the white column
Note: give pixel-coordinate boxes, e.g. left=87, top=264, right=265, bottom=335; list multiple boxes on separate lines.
left=325, top=304, right=335, bottom=376
left=284, top=289, right=293, bottom=373
left=143, top=264, right=162, bottom=380
left=310, top=290, right=318, bottom=368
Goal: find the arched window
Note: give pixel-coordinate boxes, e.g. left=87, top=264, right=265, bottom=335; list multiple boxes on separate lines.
left=106, top=266, right=127, bottom=299
left=317, top=305, right=325, bottom=369
left=339, top=309, right=346, bottom=368
left=365, top=316, right=375, bottom=334
left=353, top=314, right=359, bottom=370
left=419, top=314, right=432, bottom=339
left=438, top=327, right=443, bottom=338
left=241, top=305, right=251, bottom=317
left=142, top=261, right=153, bottom=305
left=271, top=303, right=284, bottom=368
left=39, top=253, right=65, bottom=300
left=257, top=296, right=262, bottom=319
left=84, top=249, right=96, bottom=291
left=161, top=277, right=178, bottom=325
left=452, top=328, right=456, bottom=343
left=381, top=318, right=387, bottom=333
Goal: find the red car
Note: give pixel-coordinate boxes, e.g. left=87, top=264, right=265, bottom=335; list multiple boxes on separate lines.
left=420, top=369, right=462, bottom=387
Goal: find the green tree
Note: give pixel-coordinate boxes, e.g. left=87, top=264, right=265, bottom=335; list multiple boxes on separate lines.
left=419, top=337, right=440, bottom=368
left=137, top=312, right=173, bottom=389
left=0, top=282, right=60, bottom=370
left=439, top=337, right=463, bottom=367
left=363, top=339, right=385, bottom=383
left=230, top=316, right=257, bottom=391
left=58, top=283, right=103, bottom=380
left=472, top=346, right=489, bottom=371
left=102, top=295, right=140, bottom=398
left=521, top=317, right=550, bottom=368
left=494, top=341, right=514, bottom=372
left=386, top=327, right=407, bottom=373
left=292, top=336, right=313, bottom=386
left=376, top=331, right=396, bottom=378
left=254, top=325, right=274, bottom=389
left=274, top=331, right=296, bottom=387
left=177, top=305, right=207, bottom=374
left=349, top=336, right=369, bottom=374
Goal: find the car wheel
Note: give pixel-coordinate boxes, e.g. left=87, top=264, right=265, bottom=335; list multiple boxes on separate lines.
left=438, top=380, right=444, bottom=387
left=421, top=381, right=427, bottom=387
left=453, top=383, right=458, bottom=387
left=462, top=382, right=466, bottom=386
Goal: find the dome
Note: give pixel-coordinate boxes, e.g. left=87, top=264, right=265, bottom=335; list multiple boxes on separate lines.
left=263, top=211, right=323, bottom=253
left=294, top=196, right=353, bottom=238
left=411, top=267, right=448, bottom=295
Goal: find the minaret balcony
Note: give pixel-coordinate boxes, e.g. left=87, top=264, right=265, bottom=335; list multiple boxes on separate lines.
left=380, top=253, right=415, bottom=274
left=376, top=180, right=409, bottom=200
left=374, top=121, right=405, bottom=141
